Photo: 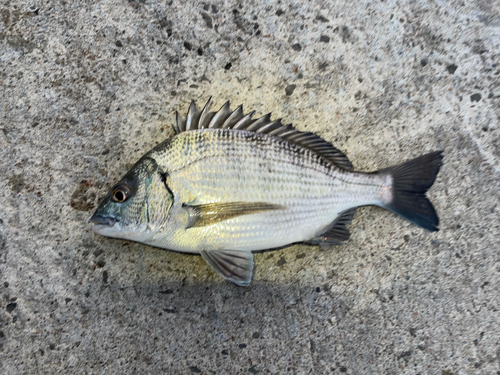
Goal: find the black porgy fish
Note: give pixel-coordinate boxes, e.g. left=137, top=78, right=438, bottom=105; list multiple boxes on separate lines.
left=91, top=98, right=443, bottom=286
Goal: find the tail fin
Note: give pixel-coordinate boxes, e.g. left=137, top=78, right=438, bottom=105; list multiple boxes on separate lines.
left=379, top=151, right=443, bottom=231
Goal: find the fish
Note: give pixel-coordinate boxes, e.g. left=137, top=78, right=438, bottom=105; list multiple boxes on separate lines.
left=91, top=98, right=443, bottom=286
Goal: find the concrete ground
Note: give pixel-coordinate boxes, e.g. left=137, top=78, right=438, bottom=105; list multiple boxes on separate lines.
left=1, top=0, right=499, bottom=373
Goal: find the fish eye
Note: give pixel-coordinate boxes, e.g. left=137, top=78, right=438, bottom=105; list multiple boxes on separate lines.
left=111, top=185, right=130, bottom=203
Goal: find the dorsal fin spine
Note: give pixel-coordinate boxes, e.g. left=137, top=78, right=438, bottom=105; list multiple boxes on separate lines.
left=172, top=98, right=353, bottom=171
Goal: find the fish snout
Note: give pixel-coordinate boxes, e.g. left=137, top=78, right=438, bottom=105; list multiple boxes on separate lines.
left=89, top=213, right=117, bottom=227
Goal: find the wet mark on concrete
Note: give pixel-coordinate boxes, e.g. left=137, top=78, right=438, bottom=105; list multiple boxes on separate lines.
left=70, top=180, right=97, bottom=211
left=8, top=174, right=26, bottom=193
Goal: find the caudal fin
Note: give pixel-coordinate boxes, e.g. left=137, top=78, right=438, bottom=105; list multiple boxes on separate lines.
left=380, top=151, right=443, bottom=231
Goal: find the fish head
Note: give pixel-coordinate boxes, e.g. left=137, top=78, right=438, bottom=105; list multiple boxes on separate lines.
left=90, top=156, right=173, bottom=242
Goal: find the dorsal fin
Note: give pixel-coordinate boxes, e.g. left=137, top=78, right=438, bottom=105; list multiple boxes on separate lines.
left=171, top=98, right=353, bottom=171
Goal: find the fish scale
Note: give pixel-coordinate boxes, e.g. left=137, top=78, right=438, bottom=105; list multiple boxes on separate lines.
left=146, top=129, right=385, bottom=252
left=91, top=98, right=443, bottom=286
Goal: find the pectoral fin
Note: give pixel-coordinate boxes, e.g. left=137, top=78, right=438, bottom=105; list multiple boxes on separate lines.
left=200, top=249, right=255, bottom=286
left=184, top=202, right=284, bottom=229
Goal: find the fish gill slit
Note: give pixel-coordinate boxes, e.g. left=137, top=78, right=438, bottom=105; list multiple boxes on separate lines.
left=160, top=171, right=175, bottom=198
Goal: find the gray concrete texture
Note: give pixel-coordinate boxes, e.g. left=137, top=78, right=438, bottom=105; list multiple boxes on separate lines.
left=1, top=0, right=499, bottom=373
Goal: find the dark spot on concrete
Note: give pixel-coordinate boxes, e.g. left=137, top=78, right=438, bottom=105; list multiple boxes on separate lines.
left=441, top=370, right=453, bottom=375
left=1, top=9, right=10, bottom=24
left=224, top=62, right=232, bottom=70
left=404, top=235, right=410, bottom=242
left=320, top=35, right=330, bottom=43
left=341, top=26, right=350, bottom=43
left=276, top=9, right=284, bottom=16
left=0, top=331, right=4, bottom=338
left=65, top=298, right=72, bottom=304
left=318, top=62, right=329, bottom=70
left=6, top=303, right=16, bottom=313
left=183, top=41, right=192, bottom=50
left=470, top=93, right=481, bottom=102
left=277, top=256, right=286, bottom=266
left=93, top=250, right=103, bottom=257
left=315, top=287, right=320, bottom=292
left=34, top=8, right=39, bottom=15
left=296, top=253, right=305, bottom=259
left=102, top=271, right=108, bottom=284
left=421, top=58, right=428, bottom=66
left=197, top=47, right=203, bottom=56
left=316, top=14, right=329, bottom=22
left=248, top=365, right=259, bottom=373
left=221, top=349, right=228, bottom=355
left=292, top=43, right=301, bottom=51
left=474, top=362, right=482, bottom=368
left=6, top=36, right=36, bottom=53
left=159, top=289, right=173, bottom=294
left=409, top=327, right=417, bottom=337
left=164, top=307, right=177, bottom=313
left=4, top=282, right=8, bottom=287
left=211, top=5, right=218, bottom=13
left=447, top=64, right=457, bottom=74
left=201, top=12, right=212, bottom=28
left=70, top=181, right=96, bottom=211
left=239, top=343, right=247, bottom=348
left=340, top=367, right=347, bottom=373
left=159, top=18, right=171, bottom=29
left=285, top=84, right=296, bottom=96
left=252, top=332, right=260, bottom=339
left=189, top=366, right=201, bottom=373
left=8, top=174, right=26, bottom=193
left=49, top=343, right=55, bottom=350
left=253, top=23, right=259, bottom=30
left=115, top=40, right=123, bottom=47
left=354, top=91, right=363, bottom=100
left=397, top=350, right=413, bottom=362
left=32, top=122, right=39, bottom=128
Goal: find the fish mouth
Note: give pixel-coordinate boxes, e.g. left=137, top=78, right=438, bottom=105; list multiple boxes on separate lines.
left=89, top=214, right=118, bottom=227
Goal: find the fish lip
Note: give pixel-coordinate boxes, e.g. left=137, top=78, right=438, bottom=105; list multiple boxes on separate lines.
left=89, top=214, right=118, bottom=227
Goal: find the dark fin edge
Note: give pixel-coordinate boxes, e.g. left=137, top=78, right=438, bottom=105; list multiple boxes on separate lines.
left=171, top=98, right=353, bottom=171
left=380, top=151, right=443, bottom=232
left=306, top=208, right=357, bottom=246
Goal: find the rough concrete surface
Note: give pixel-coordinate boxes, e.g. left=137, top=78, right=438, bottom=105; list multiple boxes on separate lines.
left=1, top=0, right=499, bottom=373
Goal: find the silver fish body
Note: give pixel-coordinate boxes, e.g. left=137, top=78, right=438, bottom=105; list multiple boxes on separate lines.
left=91, top=99, right=443, bottom=286
left=141, top=130, right=390, bottom=253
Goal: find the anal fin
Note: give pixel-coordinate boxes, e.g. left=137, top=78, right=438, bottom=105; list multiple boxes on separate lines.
left=200, top=249, right=255, bottom=286
left=306, top=208, right=357, bottom=246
